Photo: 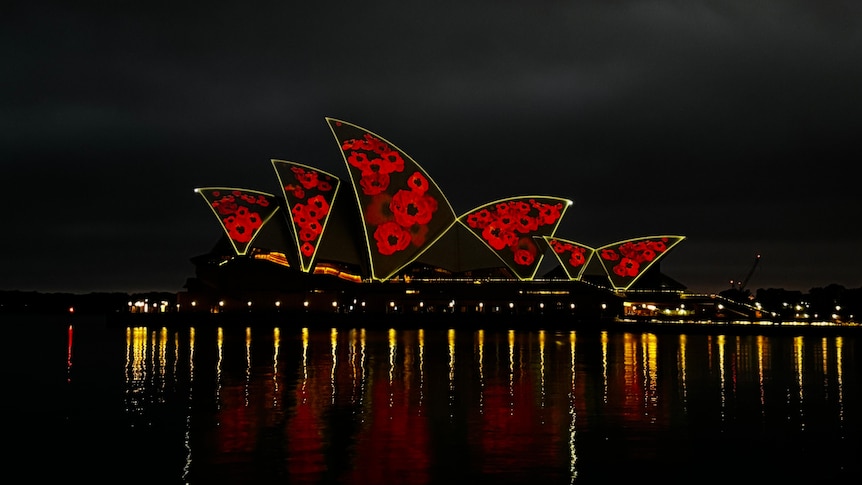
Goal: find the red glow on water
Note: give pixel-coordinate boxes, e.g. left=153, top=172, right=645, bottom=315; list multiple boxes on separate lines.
left=67, top=325, right=73, bottom=382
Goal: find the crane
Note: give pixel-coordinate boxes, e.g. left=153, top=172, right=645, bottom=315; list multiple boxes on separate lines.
left=732, top=252, right=761, bottom=292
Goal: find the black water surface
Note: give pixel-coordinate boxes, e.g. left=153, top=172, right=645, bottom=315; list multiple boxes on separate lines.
left=5, top=315, right=860, bottom=484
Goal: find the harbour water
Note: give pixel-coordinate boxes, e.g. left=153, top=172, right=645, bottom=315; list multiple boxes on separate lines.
left=5, top=314, right=860, bottom=484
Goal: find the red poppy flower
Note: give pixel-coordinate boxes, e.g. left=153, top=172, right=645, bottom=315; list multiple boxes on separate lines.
left=306, top=194, right=330, bottom=219
left=297, top=171, right=319, bottom=190
left=316, top=180, right=332, bottom=192
left=482, top=222, right=517, bottom=251
left=374, top=221, right=412, bottom=255
left=223, top=215, right=243, bottom=242
left=569, top=251, right=586, bottom=267
left=298, top=220, right=322, bottom=241
left=379, top=151, right=404, bottom=173
left=223, top=210, right=261, bottom=243
left=514, top=215, right=539, bottom=234
left=614, top=258, right=640, bottom=277
left=511, top=201, right=531, bottom=215
left=601, top=249, right=619, bottom=261
left=360, top=155, right=402, bottom=177
left=648, top=240, right=667, bottom=252
left=534, top=201, right=562, bottom=225
left=212, top=199, right=238, bottom=215
left=292, top=203, right=311, bottom=224
left=407, top=171, right=429, bottom=194
left=495, top=213, right=516, bottom=230
left=390, top=189, right=437, bottom=227
left=359, top=172, right=390, bottom=195
left=342, top=139, right=365, bottom=151
left=347, top=151, right=371, bottom=171
left=466, top=209, right=493, bottom=229
left=367, top=135, right=390, bottom=154
left=513, top=248, right=535, bottom=266
left=300, top=242, right=315, bottom=257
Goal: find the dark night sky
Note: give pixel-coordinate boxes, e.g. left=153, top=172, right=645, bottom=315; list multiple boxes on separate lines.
left=3, top=1, right=861, bottom=295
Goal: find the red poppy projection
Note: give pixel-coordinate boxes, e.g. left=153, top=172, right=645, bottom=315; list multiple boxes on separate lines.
left=595, top=236, right=685, bottom=290
left=462, top=196, right=571, bottom=280
left=327, top=118, right=457, bottom=281
left=195, top=187, right=280, bottom=255
left=542, top=236, right=595, bottom=281
left=272, top=160, right=340, bottom=272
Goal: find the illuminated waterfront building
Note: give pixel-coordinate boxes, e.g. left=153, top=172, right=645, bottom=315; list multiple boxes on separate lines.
left=179, top=118, right=759, bottom=322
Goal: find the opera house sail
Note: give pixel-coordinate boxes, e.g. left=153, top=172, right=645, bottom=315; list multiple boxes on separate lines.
left=327, top=118, right=458, bottom=282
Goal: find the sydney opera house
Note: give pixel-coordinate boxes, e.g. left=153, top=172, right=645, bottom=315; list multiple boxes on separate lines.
left=177, top=118, right=761, bottom=323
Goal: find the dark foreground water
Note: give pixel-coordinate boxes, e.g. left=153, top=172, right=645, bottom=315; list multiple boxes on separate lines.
left=4, top=315, right=860, bottom=484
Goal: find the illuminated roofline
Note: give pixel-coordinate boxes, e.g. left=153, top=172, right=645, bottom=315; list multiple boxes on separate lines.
left=458, top=195, right=573, bottom=281
left=326, top=117, right=459, bottom=282
left=541, top=236, right=596, bottom=281
left=271, top=159, right=342, bottom=273
left=194, top=186, right=280, bottom=256
left=595, top=235, right=686, bottom=291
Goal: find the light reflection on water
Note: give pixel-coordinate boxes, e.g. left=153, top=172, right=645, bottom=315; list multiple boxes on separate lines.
left=33, top=317, right=861, bottom=483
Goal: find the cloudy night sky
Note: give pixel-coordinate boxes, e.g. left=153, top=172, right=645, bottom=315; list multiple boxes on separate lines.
left=3, top=1, right=861, bottom=295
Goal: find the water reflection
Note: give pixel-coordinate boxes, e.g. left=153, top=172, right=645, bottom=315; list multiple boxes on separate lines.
left=101, top=324, right=861, bottom=482
left=66, top=324, right=73, bottom=383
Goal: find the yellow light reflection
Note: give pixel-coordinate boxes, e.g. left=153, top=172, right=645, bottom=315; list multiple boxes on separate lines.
left=216, top=327, right=223, bottom=413
left=150, top=329, right=157, bottom=392
left=794, top=335, right=805, bottom=429
left=718, top=334, right=726, bottom=421
left=389, top=328, right=397, bottom=409
left=821, top=337, right=829, bottom=397
left=173, top=331, right=179, bottom=385
left=403, top=329, right=414, bottom=400
left=508, top=329, right=515, bottom=414
left=360, top=328, right=367, bottom=412
left=623, top=333, right=637, bottom=412
left=569, top=331, right=578, bottom=483
left=301, top=328, right=308, bottom=404
left=836, top=336, right=844, bottom=425
left=449, top=328, right=456, bottom=417
left=477, top=329, right=484, bottom=415
left=644, top=333, right=658, bottom=421
left=678, top=334, right=688, bottom=413
left=418, top=328, right=425, bottom=410
left=331, top=328, right=338, bottom=405
left=601, top=331, right=608, bottom=404
left=125, top=327, right=148, bottom=416
left=757, top=336, right=767, bottom=415
left=245, top=327, right=252, bottom=407
left=349, top=328, right=358, bottom=405
left=182, top=327, right=195, bottom=483
left=539, top=330, right=546, bottom=411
